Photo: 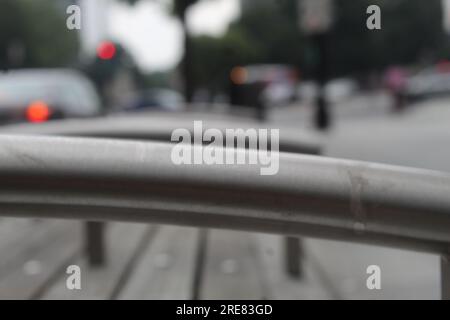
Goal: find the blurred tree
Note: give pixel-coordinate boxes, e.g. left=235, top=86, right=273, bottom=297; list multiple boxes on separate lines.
left=119, top=0, right=305, bottom=100
left=234, top=0, right=304, bottom=66
left=118, top=0, right=201, bottom=102
left=140, top=70, right=173, bottom=88
left=0, top=0, right=80, bottom=70
left=329, top=0, right=445, bottom=77
left=119, top=0, right=446, bottom=97
left=229, top=0, right=445, bottom=80
left=190, top=28, right=262, bottom=97
left=190, top=0, right=304, bottom=97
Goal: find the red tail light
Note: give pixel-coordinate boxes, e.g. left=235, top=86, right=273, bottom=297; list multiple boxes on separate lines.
left=26, top=101, right=51, bottom=123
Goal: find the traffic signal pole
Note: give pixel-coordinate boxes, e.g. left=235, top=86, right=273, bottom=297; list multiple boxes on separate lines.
left=299, top=0, right=334, bottom=130
left=314, top=32, right=331, bottom=130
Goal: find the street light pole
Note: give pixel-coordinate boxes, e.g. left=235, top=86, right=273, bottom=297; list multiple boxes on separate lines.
left=314, top=32, right=331, bottom=130
left=299, top=0, right=334, bottom=130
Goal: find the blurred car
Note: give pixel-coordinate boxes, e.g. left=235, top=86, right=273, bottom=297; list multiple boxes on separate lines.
left=297, top=78, right=358, bottom=104
left=0, top=69, right=101, bottom=124
left=404, top=62, right=450, bottom=100
left=120, top=88, right=185, bottom=112
left=230, top=64, right=299, bottom=108
left=325, top=78, right=358, bottom=104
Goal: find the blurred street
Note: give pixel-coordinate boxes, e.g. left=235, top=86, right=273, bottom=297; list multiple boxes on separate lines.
left=1, top=0, right=450, bottom=301
left=269, top=90, right=392, bottom=128
left=270, top=92, right=450, bottom=172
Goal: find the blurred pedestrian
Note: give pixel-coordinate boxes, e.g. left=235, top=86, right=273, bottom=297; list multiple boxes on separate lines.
left=384, top=66, right=407, bottom=112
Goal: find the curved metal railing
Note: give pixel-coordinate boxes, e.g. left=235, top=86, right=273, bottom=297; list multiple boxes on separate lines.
left=0, top=135, right=449, bottom=298
left=0, top=135, right=449, bottom=249
left=0, top=114, right=323, bottom=275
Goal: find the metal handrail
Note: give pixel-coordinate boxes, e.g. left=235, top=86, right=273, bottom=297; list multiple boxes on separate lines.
left=0, top=135, right=448, bottom=249
left=0, top=113, right=322, bottom=154
left=0, top=135, right=449, bottom=298
left=0, top=114, right=323, bottom=275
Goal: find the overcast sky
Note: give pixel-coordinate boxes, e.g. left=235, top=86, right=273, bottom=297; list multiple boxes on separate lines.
left=108, top=0, right=240, bottom=72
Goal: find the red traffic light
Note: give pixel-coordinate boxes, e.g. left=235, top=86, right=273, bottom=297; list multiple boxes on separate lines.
left=97, top=41, right=116, bottom=60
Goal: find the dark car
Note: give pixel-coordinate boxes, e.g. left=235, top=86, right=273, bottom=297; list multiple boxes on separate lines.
left=230, top=64, right=299, bottom=108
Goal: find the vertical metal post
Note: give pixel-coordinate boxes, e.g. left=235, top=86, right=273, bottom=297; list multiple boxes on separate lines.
left=285, top=236, right=303, bottom=278
left=283, top=145, right=320, bottom=279
left=441, top=254, right=450, bottom=300
left=314, top=32, right=331, bottom=130
left=85, top=221, right=106, bottom=267
left=192, top=229, right=208, bottom=299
